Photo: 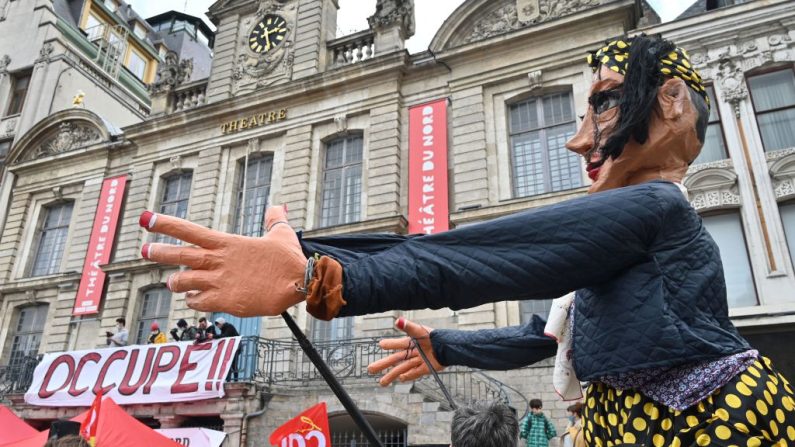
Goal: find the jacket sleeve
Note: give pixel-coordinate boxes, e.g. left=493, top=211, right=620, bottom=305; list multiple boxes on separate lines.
left=300, top=182, right=671, bottom=317
left=545, top=416, right=557, bottom=439
left=430, top=315, right=555, bottom=369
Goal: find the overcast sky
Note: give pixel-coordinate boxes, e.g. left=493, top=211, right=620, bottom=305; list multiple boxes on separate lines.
left=127, top=0, right=696, bottom=54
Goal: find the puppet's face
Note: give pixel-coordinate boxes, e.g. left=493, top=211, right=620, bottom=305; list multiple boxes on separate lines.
left=565, top=66, right=702, bottom=193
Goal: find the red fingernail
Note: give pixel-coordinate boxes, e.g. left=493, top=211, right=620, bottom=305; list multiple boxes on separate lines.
left=396, top=317, right=406, bottom=330
left=141, top=243, right=151, bottom=259
left=139, top=211, right=155, bottom=229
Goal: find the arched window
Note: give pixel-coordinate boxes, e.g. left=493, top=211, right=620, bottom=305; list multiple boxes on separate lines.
left=30, top=201, right=73, bottom=277
left=320, top=135, right=363, bottom=227
left=8, top=304, right=48, bottom=367
left=509, top=91, right=581, bottom=198
left=155, top=171, right=192, bottom=244
left=234, top=153, right=273, bottom=237
left=135, top=287, right=171, bottom=344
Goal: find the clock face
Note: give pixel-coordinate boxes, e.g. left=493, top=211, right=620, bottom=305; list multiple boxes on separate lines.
left=249, top=14, right=288, bottom=54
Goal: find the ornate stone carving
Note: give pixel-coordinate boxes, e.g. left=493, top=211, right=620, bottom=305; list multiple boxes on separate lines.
left=32, top=121, right=102, bottom=160
left=528, top=69, right=542, bottom=90
left=3, top=117, right=17, bottom=136
left=149, top=51, right=194, bottom=94
left=233, top=3, right=298, bottom=93
left=334, top=114, right=348, bottom=134
left=368, top=0, right=415, bottom=38
left=169, top=155, right=182, bottom=170
left=715, top=58, right=746, bottom=118
left=37, top=42, right=54, bottom=62
left=0, top=54, right=10, bottom=72
left=256, top=0, right=289, bottom=17
left=770, top=153, right=795, bottom=201
left=684, top=168, right=741, bottom=212
left=465, top=0, right=599, bottom=44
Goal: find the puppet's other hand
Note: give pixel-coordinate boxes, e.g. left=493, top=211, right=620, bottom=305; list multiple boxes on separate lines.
left=367, top=318, right=444, bottom=386
left=140, top=206, right=306, bottom=317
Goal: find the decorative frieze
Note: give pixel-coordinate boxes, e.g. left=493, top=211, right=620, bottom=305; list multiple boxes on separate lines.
left=465, top=0, right=599, bottom=45
left=684, top=167, right=741, bottom=212
left=770, top=152, right=795, bottom=202
left=28, top=121, right=102, bottom=161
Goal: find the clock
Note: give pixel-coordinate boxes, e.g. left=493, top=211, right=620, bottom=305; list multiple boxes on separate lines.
left=248, top=14, right=288, bottom=54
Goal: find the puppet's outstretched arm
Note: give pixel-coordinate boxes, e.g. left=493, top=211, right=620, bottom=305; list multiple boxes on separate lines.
left=368, top=316, right=556, bottom=386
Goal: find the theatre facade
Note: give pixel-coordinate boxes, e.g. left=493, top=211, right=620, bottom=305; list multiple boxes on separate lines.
left=1, top=0, right=795, bottom=445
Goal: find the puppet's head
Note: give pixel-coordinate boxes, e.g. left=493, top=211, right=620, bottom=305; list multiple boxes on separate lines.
left=566, top=34, right=710, bottom=193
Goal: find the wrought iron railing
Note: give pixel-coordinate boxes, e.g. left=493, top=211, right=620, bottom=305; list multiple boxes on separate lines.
left=0, top=337, right=527, bottom=413
left=0, top=356, right=39, bottom=401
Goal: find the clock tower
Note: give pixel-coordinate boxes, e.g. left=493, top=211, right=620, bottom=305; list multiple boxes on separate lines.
left=205, top=0, right=339, bottom=102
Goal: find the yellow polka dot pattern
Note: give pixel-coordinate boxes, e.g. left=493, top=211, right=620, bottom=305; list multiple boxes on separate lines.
left=586, top=38, right=710, bottom=108
left=581, top=357, right=795, bottom=447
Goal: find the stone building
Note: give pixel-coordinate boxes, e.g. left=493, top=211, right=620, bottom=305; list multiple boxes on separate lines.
left=1, top=0, right=795, bottom=446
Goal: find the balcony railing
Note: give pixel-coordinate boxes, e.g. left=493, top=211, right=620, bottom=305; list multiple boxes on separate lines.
left=1, top=337, right=527, bottom=413
left=327, top=30, right=376, bottom=67
left=171, top=80, right=208, bottom=113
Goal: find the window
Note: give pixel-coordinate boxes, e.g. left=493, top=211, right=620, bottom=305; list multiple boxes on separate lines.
left=30, top=202, right=73, bottom=277
left=84, top=13, right=105, bottom=41
left=320, top=136, right=362, bottom=227
left=127, top=49, right=147, bottom=81
left=0, top=139, right=10, bottom=161
left=8, top=305, right=48, bottom=367
left=781, top=202, right=795, bottom=269
left=509, top=91, right=581, bottom=198
left=135, top=288, right=171, bottom=344
left=6, top=72, right=31, bottom=116
left=311, top=317, right=353, bottom=342
left=155, top=172, right=192, bottom=244
left=748, top=69, right=795, bottom=152
left=520, top=299, right=553, bottom=323
left=693, top=86, right=728, bottom=164
left=702, top=212, right=758, bottom=308
left=234, top=154, right=273, bottom=237
left=133, top=22, right=147, bottom=39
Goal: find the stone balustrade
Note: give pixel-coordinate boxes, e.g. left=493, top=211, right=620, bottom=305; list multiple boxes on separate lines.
left=328, top=30, right=376, bottom=67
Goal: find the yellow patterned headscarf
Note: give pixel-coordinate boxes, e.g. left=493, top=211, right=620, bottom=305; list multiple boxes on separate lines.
left=587, top=38, right=709, bottom=108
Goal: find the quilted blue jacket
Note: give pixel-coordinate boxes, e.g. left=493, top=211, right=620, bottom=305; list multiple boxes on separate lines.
left=300, top=181, right=751, bottom=380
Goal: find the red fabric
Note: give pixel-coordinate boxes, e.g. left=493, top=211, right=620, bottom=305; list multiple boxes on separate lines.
left=269, top=402, right=330, bottom=446
left=0, top=405, right=38, bottom=445
left=80, top=389, right=102, bottom=444
left=0, top=398, right=183, bottom=447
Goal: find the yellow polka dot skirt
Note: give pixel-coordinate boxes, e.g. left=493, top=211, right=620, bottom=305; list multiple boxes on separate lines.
left=582, top=358, right=795, bottom=446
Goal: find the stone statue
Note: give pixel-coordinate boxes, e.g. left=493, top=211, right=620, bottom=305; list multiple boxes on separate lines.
left=368, top=0, right=415, bottom=38
left=149, top=51, right=194, bottom=94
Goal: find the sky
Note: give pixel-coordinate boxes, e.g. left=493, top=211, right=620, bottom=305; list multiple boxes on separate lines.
left=127, top=0, right=697, bottom=54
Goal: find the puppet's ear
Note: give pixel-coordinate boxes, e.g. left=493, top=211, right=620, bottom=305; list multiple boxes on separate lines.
left=657, top=77, right=690, bottom=121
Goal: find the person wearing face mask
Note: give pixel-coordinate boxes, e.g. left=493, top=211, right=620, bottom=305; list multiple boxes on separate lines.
left=105, top=317, right=128, bottom=347
left=561, top=403, right=584, bottom=447
left=139, top=33, right=795, bottom=446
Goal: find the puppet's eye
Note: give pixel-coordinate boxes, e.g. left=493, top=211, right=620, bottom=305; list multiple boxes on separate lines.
left=594, top=94, right=620, bottom=114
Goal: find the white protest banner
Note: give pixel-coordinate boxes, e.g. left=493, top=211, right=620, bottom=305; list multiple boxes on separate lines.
left=156, top=428, right=227, bottom=447
left=25, top=337, right=241, bottom=407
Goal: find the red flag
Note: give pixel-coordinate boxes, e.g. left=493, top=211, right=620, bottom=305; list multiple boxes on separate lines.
left=269, top=402, right=330, bottom=447
left=80, top=390, right=102, bottom=446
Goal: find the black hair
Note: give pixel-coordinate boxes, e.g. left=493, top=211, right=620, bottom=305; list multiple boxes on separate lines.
left=116, top=317, right=126, bottom=326
left=601, top=34, right=676, bottom=161
left=690, top=88, right=709, bottom=144
left=567, top=402, right=584, bottom=417
left=529, top=398, right=543, bottom=409
left=199, top=317, right=208, bottom=323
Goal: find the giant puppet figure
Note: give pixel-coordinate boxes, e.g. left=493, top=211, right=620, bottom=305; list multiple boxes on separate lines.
left=139, top=35, right=795, bottom=445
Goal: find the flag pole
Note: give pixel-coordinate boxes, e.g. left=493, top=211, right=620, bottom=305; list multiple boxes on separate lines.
left=281, top=311, right=385, bottom=447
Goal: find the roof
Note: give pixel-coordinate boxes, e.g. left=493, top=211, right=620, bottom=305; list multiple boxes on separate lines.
left=146, top=10, right=215, bottom=41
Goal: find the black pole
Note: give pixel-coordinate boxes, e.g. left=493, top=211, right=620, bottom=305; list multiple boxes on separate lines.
left=281, top=312, right=385, bottom=447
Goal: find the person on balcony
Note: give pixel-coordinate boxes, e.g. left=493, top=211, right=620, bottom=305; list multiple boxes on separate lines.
left=215, top=317, right=240, bottom=381
left=147, top=322, right=167, bottom=344
left=170, top=318, right=198, bottom=342
left=194, top=316, right=216, bottom=343
left=138, top=34, right=795, bottom=446
left=105, top=317, right=128, bottom=347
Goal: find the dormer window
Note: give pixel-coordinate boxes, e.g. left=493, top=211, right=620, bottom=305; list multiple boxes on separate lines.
left=133, top=22, right=147, bottom=39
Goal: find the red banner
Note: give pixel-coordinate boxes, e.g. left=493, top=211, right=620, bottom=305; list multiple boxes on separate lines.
left=73, top=175, right=127, bottom=316
left=269, top=403, right=330, bottom=447
left=408, top=99, right=449, bottom=234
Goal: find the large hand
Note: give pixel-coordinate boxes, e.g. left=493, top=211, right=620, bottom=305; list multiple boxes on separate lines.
left=139, top=206, right=306, bottom=317
left=367, top=317, right=445, bottom=386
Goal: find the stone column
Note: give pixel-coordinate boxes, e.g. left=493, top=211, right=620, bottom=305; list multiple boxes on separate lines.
left=368, top=0, right=415, bottom=54
left=221, top=413, right=244, bottom=447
